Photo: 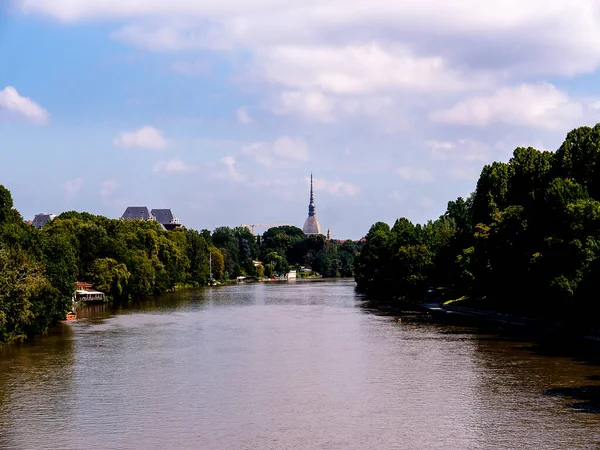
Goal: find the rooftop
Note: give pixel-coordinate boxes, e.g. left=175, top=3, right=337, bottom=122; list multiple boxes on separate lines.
left=31, top=213, right=56, bottom=229
left=151, top=209, right=178, bottom=225
left=121, top=206, right=155, bottom=221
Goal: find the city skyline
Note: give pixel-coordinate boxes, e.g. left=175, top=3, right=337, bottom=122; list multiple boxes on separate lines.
left=25, top=176, right=324, bottom=237
left=4, top=2, right=600, bottom=238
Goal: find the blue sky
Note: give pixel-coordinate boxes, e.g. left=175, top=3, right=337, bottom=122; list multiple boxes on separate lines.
left=3, top=1, right=600, bottom=238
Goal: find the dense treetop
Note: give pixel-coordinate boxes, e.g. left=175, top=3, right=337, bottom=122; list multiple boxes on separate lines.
left=354, top=124, right=600, bottom=327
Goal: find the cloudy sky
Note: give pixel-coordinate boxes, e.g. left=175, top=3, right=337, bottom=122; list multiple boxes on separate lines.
left=2, top=1, right=600, bottom=238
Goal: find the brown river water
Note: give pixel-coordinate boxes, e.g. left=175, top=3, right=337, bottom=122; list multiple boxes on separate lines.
left=0, top=279, right=599, bottom=449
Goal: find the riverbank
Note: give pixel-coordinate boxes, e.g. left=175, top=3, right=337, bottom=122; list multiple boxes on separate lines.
left=358, top=292, right=600, bottom=346
left=417, top=301, right=600, bottom=345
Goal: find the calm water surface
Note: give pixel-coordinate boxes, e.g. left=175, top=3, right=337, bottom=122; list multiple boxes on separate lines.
left=1, top=279, right=599, bottom=449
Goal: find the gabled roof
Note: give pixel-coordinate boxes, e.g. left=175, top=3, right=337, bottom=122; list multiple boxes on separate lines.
left=32, top=213, right=56, bottom=229
left=121, top=206, right=154, bottom=221
left=151, top=209, right=174, bottom=225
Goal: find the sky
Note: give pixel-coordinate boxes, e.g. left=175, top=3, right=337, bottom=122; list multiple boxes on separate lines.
left=3, top=1, right=600, bottom=239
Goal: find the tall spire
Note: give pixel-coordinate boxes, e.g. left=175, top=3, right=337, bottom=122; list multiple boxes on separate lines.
left=308, top=172, right=316, bottom=217
left=303, top=172, right=322, bottom=235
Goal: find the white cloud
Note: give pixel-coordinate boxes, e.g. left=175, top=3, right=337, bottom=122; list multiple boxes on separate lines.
left=267, top=91, right=410, bottom=126
left=0, top=86, right=49, bottom=124
left=21, top=1, right=600, bottom=75
left=20, top=0, right=600, bottom=130
left=153, top=158, right=197, bottom=173
left=397, top=166, right=435, bottom=182
left=62, top=177, right=84, bottom=202
left=425, top=140, right=455, bottom=152
left=242, top=136, right=309, bottom=167
left=256, top=43, right=490, bottom=96
left=16, top=2, right=600, bottom=72
left=236, top=106, right=253, bottom=124
left=100, top=179, right=119, bottom=204
left=312, top=177, right=360, bottom=197
left=427, top=139, right=491, bottom=163
left=113, top=125, right=168, bottom=149
left=268, top=91, right=336, bottom=122
left=214, top=156, right=245, bottom=182
left=430, top=83, right=583, bottom=130
left=273, top=136, right=309, bottom=160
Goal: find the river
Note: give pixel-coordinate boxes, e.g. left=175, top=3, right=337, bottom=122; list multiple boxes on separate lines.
left=0, top=279, right=599, bottom=449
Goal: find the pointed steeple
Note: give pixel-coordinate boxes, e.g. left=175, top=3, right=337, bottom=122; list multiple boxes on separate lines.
left=303, top=172, right=322, bottom=235
left=308, top=172, right=316, bottom=217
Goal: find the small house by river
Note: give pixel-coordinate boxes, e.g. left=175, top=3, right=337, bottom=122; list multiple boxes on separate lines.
left=73, top=281, right=105, bottom=304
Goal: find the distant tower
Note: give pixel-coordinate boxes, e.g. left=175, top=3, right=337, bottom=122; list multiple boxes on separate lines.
left=327, top=228, right=331, bottom=240
left=302, top=173, right=323, bottom=235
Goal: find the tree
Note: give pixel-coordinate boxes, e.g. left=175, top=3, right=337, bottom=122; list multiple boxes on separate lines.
left=213, top=226, right=240, bottom=277
left=0, top=246, right=54, bottom=343
left=90, top=258, right=131, bottom=298
left=41, top=228, right=78, bottom=299
left=186, top=229, right=210, bottom=285
left=392, top=244, right=434, bottom=301
left=264, top=251, right=289, bottom=276
left=354, top=222, right=393, bottom=295
left=208, top=247, right=225, bottom=281
left=0, top=185, right=13, bottom=224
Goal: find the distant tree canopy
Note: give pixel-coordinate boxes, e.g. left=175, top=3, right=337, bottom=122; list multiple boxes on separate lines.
left=0, top=186, right=361, bottom=343
left=354, top=124, right=600, bottom=326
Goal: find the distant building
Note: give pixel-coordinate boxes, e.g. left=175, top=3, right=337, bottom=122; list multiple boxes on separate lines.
left=302, top=173, right=323, bottom=235
left=73, top=282, right=105, bottom=303
left=120, top=206, right=182, bottom=230
left=121, top=206, right=156, bottom=221
left=31, top=213, right=56, bottom=229
left=151, top=209, right=182, bottom=231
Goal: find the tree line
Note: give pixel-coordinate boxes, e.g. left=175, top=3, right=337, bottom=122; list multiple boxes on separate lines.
left=0, top=188, right=360, bottom=343
left=355, top=124, right=600, bottom=326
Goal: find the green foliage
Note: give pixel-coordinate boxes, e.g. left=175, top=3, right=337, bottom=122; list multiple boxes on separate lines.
left=0, top=183, right=367, bottom=342
left=0, top=186, right=13, bottom=224
left=90, top=258, right=131, bottom=297
left=354, top=124, right=600, bottom=324
left=208, top=246, right=225, bottom=281
left=186, top=229, right=210, bottom=284
left=0, top=245, right=57, bottom=342
left=264, top=251, right=289, bottom=276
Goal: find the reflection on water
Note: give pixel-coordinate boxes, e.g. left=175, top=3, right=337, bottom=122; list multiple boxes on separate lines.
left=0, top=279, right=599, bottom=449
left=0, top=324, right=75, bottom=450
